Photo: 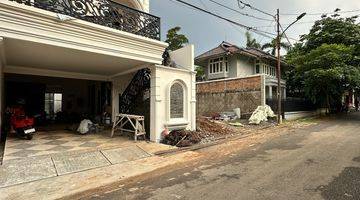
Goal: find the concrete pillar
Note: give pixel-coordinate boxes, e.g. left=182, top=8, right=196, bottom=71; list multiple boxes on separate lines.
left=150, top=66, right=162, bottom=142
left=111, top=82, right=119, bottom=122
left=190, top=71, right=197, bottom=131
left=260, top=75, right=266, bottom=106
left=111, top=72, right=136, bottom=122
left=269, top=85, right=273, bottom=100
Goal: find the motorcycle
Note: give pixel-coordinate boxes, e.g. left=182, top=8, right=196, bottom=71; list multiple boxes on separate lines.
left=9, top=106, right=36, bottom=140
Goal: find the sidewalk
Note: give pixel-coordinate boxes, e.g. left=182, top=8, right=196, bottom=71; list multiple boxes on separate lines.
left=0, top=142, right=192, bottom=200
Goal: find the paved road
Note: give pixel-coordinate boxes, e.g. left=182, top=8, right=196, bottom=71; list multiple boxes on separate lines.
left=81, top=113, right=360, bottom=200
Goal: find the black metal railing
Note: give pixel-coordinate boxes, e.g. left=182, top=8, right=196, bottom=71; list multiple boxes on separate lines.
left=266, top=97, right=317, bottom=114
left=10, top=0, right=161, bottom=40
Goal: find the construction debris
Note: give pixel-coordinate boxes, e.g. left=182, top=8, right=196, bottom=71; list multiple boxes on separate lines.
left=233, top=108, right=241, bottom=119
left=77, top=119, right=100, bottom=134
left=249, top=105, right=276, bottom=125
left=162, top=130, right=201, bottom=147
left=162, top=118, right=233, bottom=147
left=229, top=122, right=245, bottom=127
left=210, top=112, right=238, bottom=121
left=77, top=119, right=93, bottom=134
left=196, top=117, right=232, bottom=136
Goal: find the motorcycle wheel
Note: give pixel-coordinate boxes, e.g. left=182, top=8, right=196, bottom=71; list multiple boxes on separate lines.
left=26, top=134, right=33, bottom=140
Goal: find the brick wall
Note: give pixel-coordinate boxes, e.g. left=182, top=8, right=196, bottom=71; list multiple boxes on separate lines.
left=197, top=76, right=262, bottom=116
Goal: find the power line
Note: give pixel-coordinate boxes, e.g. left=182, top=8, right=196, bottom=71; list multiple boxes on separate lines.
left=237, top=0, right=275, bottom=18
left=257, top=21, right=275, bottom=44
left=207, top=0, right=274, bottom=22
left=253, top=21, right=316, bottom=28
left=199, top=0, right=209, bottom=10
left=281, top=9, right=360, bottom=16
left=170, top=0, right=277, bottom=38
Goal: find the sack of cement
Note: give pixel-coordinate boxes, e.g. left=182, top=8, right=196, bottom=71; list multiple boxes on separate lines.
left=77, top=119, right=93, bottom=134
left=249, top=105, right=276, bottom=125
left=233, top=108, right=241, bottom=119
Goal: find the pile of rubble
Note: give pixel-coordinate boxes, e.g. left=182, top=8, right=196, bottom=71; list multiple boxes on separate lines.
left=162, top=117, right=233, bottom=147
left=196, top=117, right=232, bottom=137
left=162, top=130, right=201, bottom=147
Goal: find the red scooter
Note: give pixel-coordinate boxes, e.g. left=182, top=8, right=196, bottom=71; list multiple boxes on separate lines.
left=9, top=106, right=36, bottom=140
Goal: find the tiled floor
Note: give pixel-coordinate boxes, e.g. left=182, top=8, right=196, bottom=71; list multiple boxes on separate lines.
left=4, top=130, right=136, bottom=161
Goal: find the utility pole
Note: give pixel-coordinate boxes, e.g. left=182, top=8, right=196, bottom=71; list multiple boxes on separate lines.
left=276, top=9, right=282, bottom=124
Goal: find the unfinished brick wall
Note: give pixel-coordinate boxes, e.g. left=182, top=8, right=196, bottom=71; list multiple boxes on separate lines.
left=197, top=76, right=262, bottom=116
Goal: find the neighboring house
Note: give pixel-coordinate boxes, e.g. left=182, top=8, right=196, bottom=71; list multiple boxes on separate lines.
left=0, top=0, right=196, bottom=143
left=195, top=41, right=286, bottom=116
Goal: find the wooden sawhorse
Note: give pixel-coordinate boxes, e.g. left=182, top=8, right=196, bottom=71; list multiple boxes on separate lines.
left=111, top=114, right=146, bottom=141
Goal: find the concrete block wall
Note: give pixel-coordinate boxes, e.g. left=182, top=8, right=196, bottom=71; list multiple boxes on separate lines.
left=196, top=75, right=263, bottom=116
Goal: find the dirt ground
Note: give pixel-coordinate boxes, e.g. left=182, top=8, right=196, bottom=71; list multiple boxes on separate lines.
left=163, top=115, right=310, bottom=147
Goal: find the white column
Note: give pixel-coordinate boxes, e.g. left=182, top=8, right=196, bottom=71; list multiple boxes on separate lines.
left=111, top=82, right=119, bottom=122
left=190, top=71, right=197, bottom=131
left=260, top=75, right=266, bottom=106
left=269, top=85, right=273, bottom=99
left=150, top=66, right=162, bottom=142
left=283, top=87, right=287, bottom=99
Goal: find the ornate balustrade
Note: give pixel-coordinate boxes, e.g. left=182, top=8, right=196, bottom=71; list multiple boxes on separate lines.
left=10, top=0, right=161, bottom=40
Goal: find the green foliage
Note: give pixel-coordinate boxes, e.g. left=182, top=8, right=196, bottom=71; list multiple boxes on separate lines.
left=300, top=14, right=360, bottom=53
left=165, top=26, right=189, bottom=51
left=245, top=31, right=261, bottom=49
left=285, top=11, right=360, bottom=111
left=195, top=65, right=205, bottom=81
left=261, top=37, right=291, bottom=56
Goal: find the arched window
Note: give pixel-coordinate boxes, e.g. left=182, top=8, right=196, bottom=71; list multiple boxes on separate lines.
left=170, top=82, right=184, bottom=118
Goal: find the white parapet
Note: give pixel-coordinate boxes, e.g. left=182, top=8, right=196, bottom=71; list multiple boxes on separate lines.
left=150, top=64, right=196, bottom=142
left=169, top=44, right=195, bottom=71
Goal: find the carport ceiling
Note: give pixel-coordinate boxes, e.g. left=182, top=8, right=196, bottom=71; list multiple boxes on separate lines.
left=4, top=38, right=147, bottom=76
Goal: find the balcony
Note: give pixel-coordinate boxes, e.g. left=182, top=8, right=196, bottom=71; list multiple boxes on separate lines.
left=8, top=0, right=160, bottom=40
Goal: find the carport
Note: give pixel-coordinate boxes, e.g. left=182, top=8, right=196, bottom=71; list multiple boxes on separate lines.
left=0, top=37, right=157, bottom=161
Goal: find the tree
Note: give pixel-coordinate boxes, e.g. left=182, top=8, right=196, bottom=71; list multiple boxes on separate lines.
left=285, top=11, right=360, bottom=112
left=245, top=31, right=261, bottom=49
left=195, top=65, right=205, bottom=81
left=298, top=44, right=355, bottom=110
left=165, top=26, right=189, bottom=51
left=261, top=37, right=291, bottom=56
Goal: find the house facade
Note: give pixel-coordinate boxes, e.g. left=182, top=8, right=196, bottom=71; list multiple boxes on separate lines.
left=0, top=0, right=196, bottom=143
left=195, top=42, right=286, bottom=116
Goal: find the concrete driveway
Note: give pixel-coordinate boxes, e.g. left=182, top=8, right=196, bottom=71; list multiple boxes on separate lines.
left=78, top=112, right=360, bottom=200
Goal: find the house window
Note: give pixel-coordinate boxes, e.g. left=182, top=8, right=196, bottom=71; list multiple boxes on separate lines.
left=170, top=83, right=184, bottom=119
left=255, top=60, right=260, bottom=74
left=225, top=57, right=229, bottom=72
left=209, top=57, right=228, bottom=74
left=45, top=93, right=62, bottom=120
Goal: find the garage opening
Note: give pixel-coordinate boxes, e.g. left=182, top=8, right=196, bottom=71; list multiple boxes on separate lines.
left=4, top=74, right=112, bottom=128
left=0, top=73, right=145, bottom=161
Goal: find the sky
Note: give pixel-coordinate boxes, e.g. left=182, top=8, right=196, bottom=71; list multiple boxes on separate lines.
left=150, top=0, right=360, bottom=56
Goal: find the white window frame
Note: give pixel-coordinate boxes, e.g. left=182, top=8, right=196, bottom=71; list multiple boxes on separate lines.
left=208, top=57, right=229, bottom=75
left=255, top=59, right=261, bottom=74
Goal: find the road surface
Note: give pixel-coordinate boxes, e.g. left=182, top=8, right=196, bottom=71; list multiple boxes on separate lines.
left=78, top=113, right=360, bottom=200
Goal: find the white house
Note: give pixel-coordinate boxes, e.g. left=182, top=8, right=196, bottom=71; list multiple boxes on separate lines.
left=195, top=41, right=287, bottom=100
left=0, top=0, right=196, bottom=143
left=195, top=41, right=287, bottom=116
